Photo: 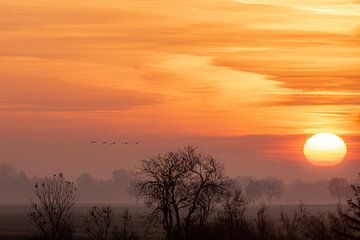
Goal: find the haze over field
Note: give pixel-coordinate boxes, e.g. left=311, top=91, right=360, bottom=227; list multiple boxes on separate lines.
left=1, top=0, right=360, bottom=180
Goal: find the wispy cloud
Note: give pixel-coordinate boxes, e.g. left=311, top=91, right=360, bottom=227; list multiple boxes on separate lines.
left=0, top=76, right=160, bottom=112
left=0, top=0, right=359, bottom=136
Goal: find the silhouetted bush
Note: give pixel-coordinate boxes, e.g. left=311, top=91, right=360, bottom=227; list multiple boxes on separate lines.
left=254, top=205, right=276, bottom=240
left=29, top=173, right=77, bottom=240
left=277, top=205, right=304, bottom=240
left=84, top=206, right=114, bottom=240
left=217, top=188, right=253, bottom=240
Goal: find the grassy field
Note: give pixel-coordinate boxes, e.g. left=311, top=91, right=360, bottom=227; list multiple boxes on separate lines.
left=0, top=203, right=341, bottom=239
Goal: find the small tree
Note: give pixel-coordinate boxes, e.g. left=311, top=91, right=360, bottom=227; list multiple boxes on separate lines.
left=84, top=206, right=114, bottom=240
left=261, top=177, right=284, bottom=206
left=328, top=177, right=352, bottom=204
left=29, top=173, right=77, bottom=240
left=135, top=146, right=227, bottom=240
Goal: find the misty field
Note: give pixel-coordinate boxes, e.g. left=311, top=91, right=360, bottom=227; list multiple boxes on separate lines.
left=0, top=204, right=341, bottom=239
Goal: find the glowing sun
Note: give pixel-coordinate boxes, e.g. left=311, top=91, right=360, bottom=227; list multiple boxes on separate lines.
left=303, top=133, right=347, bottom=167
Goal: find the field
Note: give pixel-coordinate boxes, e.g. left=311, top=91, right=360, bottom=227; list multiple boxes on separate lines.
left=0, top=204, right=341, bottom=239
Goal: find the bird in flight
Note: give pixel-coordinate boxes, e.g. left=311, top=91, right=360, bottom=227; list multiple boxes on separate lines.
left=90, top=140, right=141, bottom=145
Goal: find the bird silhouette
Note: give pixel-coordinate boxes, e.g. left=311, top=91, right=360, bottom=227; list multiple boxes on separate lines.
left=135, top=141, right=141, bottom=144
left=91, top=141, right=96, bottom=144
left=123, top=141, right=130, bottom=145
left=111, top=142, right=116, bottom=145
left=102, top=141, right=108, bottom=145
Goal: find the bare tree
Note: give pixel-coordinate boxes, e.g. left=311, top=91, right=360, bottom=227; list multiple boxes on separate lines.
left=84, top=206, right=114, bottom=240
left=135, top=146, right=227, bottom=240
left=260, top=177, right=284, bottom=206
left=29, top=173, right=77, bottom=240
left=328, top=177, right=352, bottom=204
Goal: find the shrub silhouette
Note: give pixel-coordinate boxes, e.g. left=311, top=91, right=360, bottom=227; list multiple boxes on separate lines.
left=29, top=173, right=77, bottom=240
left=84, top=206, right=114, bottom=240
left=218, top=188, right=251, bottom=240
left=277, top=205, right=304, bottom=240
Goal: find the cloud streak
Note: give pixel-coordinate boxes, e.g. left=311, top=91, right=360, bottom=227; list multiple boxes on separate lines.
left=0, top=0, right=360, bottom=136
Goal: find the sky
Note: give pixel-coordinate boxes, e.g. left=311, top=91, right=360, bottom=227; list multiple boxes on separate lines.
left=1, top=0, right=360, bottom=181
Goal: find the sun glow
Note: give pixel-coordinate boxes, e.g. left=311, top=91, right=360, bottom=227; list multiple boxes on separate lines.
left=303, top=133, right=347, bottom=167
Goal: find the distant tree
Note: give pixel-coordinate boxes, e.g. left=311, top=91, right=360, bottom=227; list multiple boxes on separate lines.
left=328, top=177, right=352, bottom=204
left=112, top=169, right=133, bottom=180
left=0, top=164, right=18, bottom=180
left=135, top=146, right=228, bottom=240
left=128, top=180, right=141, bottom=208
left=29, top=173, right=77, bottom=240
left=246, top=180, right=263, bottom=206
left=84, top=206, right=114, bottom=240
left=112, top=169, right=134, bottom=189
left=77, top=173, right=95, bottom=188
left=260, top=177, right=284, bottom=206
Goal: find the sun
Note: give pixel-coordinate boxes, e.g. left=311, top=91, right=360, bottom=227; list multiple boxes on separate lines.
left=303, top=133, right=347, bottom=167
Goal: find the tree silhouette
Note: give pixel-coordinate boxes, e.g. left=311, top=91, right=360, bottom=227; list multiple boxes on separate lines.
left=135, top=146, right=227, bottom=240
left=261, top=177, right=284, bottom=206
left=246, top=180, right=263, bottom=206
left=29, top=173, right=77, bottom=240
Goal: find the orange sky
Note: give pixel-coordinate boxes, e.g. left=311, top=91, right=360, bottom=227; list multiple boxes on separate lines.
left=1, top=0, right=360, bottom=179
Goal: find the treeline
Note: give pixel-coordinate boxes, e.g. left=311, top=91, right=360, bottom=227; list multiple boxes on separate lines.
left=22, top=146, right=360, bottom=240
left=0, top=164, right=352, bottom=204
left=0, top=165, right=136, bottom=203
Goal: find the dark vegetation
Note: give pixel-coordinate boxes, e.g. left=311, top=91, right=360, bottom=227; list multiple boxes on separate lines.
left=0, top=146, right=359, bottom=239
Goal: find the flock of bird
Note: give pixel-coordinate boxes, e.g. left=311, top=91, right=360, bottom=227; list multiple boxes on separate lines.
left=90, top=140, right=141, bottom=145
